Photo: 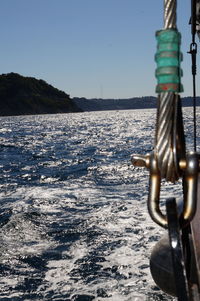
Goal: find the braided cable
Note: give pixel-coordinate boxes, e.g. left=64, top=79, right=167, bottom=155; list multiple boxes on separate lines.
left=155, top=0, right=179, bottom=182
left=164, top=0, right=177, bottom=29
left=156, top=93, right=178, bottom=181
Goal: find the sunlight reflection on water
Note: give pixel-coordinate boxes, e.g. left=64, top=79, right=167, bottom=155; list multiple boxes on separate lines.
left=0, top=108, right=198, bottom=300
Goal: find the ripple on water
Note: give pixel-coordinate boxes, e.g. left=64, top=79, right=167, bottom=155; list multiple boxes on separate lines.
left=0, top=109, right=190, bottom=300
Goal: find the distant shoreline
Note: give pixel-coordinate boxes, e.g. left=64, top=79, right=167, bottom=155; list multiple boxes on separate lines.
left=73, top=96, right=200, bottom=112
left=0, top=73, right=199, bottom=116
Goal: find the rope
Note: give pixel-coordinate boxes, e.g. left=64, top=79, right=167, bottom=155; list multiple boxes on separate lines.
left=155, top=0, right=181, bottom=182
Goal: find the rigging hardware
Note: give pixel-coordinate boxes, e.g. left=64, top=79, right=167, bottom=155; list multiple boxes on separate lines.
left=166, top=198, right=190, bottom=300
left=131, top=0, right=200, bottom=298
left=132, top=0, right=198, bottom=229
left=188, top=0, right=198, bottom=151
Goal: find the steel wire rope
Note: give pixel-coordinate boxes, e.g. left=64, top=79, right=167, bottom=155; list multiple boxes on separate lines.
left=189, top=0, right=198, bottom=152
left=155, top=0, right=179, bottom=182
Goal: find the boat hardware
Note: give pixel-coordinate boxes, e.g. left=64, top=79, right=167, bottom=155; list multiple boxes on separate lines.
left=132, top=151, right=199, bottom=228
left=166, top=198, right=190, bottom=300
left=166, top=198, right=200, bottom=300
left=132, top=0, right=199, bottom=228
left=188, top=0, right=198, bottom=151
left=131, top=0, right=200, bottom=299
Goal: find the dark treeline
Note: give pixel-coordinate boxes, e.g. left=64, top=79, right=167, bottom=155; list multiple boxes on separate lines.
left=0, top=73, right=82, bottom=116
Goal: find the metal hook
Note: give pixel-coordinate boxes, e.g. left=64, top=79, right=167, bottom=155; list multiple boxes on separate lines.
left=131, top=152, right=199, bottom=228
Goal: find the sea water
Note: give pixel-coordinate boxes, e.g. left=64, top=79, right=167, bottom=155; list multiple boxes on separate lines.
left=0, top=108, right=199, bottom=301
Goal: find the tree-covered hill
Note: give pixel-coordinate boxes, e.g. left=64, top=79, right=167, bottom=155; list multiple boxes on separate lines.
left=0, top=73, right=82, bottom=116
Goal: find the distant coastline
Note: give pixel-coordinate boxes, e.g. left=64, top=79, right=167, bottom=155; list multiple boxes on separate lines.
left=73, top=96, right=200, bottom=112
left=0, top=73, right=199, bottom=116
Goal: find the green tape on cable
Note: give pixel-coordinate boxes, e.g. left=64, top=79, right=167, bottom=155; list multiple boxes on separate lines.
left=155, top=29, right=183, bottom=93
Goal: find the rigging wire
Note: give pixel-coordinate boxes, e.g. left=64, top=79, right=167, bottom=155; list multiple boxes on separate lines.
left=189, top=0, right=198, bottom=151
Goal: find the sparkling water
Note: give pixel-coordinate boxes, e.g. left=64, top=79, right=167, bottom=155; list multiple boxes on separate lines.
left=0, top=108, right=198, bottom=300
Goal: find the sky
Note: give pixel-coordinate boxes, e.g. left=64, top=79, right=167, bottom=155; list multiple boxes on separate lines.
left=0, top=0, right=198, bottom=99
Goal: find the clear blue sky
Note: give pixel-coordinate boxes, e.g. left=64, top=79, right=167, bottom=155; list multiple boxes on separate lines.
left=0, top=0, right=198, bottom=99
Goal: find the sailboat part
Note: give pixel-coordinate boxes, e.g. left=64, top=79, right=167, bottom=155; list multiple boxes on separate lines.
left=190, top=0, right=200, bottom=41
left=166, top=198, right=190, bottom=300
left=164, top=0, right=177, bottom=29
left=150, top=234, right=177, bottom=296
left=166, top=198, right=200, bottom=299
left=132, top=97, right=198, bottom=228
left=150, top=197, right=200, bottom=299
left=155, top=0, right=185, bottom=184
left=196, top=0, right=200, bottom=39
left=132, top=151, right=198, bottom=228
left=131, top=0, right=198, bottom=228
left=131, top=154, right=150, bottom=168
left=132, top=0, right=200, bottom=298
left=132, top=151, right=199, bottom=228
left=155, top=93, right=185, bottom=182
left=191, top=175, right=200, bottom=289
left=188, top=0, right=198, bottom=151
left=181, top=152, right=199, bottom=223
left=188, top=42, right=197, bottom=77
left=155, top=29, right=183, bottom=93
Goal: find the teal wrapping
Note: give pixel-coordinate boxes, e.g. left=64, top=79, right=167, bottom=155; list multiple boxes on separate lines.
left=155, top=29, right=183, bottom=93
